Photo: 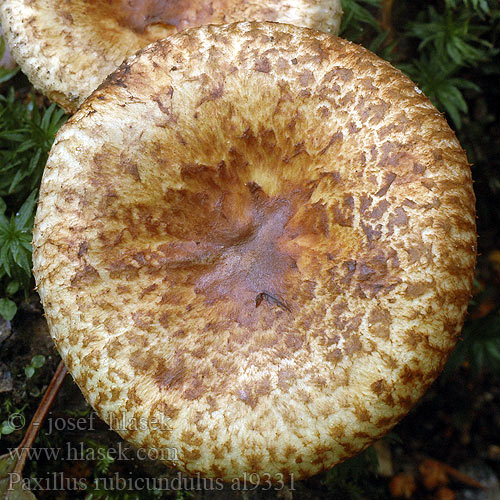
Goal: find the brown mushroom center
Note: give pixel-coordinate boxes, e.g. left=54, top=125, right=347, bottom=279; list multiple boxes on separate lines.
left=150, top=167, right=321, bottom=328
left=113, top=0, right=217, bottom=32
left=193, top=182, right=299, bottom=319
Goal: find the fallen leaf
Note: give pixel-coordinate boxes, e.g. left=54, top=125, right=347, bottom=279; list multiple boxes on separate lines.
left=390, top=473, right=417, bottom=498
left=433, top=486, right=456, bottom=500
left=420, top=459, right=449, bottom=491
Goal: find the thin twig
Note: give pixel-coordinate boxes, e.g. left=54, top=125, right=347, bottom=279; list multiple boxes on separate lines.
left=381, top=0, right=394, bottom=33
left=443, top=462, right=486, bottom=490
left=255, top=292, right=291, bottom=312
left=7, top=360, right=67, bottom=497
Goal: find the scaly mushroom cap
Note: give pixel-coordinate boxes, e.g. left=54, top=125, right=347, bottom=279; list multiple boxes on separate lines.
left=0, top=0, right=342, bottom=113
left=33, top=22, right=476, bottom=481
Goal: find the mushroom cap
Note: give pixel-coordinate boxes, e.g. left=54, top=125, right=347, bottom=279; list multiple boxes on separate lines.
left=0, top=0, right=342, bottom=113
left=33, top=22, right=476, bottom=481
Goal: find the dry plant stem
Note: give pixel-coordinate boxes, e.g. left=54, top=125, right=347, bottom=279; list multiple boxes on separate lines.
left=442, top=462, right=486, bottom=490
left=422, top=458, right=486, bottom=490
left=381, top=0, right=394, bottom=37
left=7, top=360, right=67, bottom=494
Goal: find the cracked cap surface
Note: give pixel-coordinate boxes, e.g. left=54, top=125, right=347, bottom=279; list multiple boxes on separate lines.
left=33, top=22, right=476, bottom=481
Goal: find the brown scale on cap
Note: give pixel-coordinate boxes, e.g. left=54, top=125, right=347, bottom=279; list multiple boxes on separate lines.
left=33, top=23, right=476, bottom=481
left=0, top=0, right=342, bottom=113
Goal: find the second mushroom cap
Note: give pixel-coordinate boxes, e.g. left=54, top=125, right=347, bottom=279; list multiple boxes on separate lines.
left=0, top=0, right=343, bottom=112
